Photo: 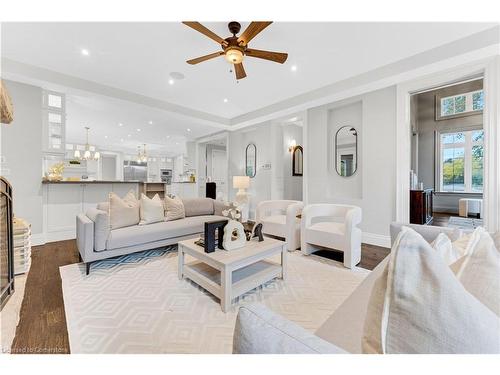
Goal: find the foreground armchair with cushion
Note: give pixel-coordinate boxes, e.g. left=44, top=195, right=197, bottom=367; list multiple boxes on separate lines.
left=255, top=200, right=303, bottom=251
left=301, top=204, right=362, bottom=268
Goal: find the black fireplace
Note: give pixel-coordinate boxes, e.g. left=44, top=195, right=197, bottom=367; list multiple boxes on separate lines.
left=1, top=176, right=14, bottom=308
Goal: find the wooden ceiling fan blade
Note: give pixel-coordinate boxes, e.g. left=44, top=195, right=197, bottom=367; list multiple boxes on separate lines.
left=234, top=63, right=247, bottom=80
left=238, top=22, right=272, bottom=45
left=186, top=51, right=224, bottom=65
left=245, top=49, right=288, bottom=64
left=183, top=22, right=228, bottom=46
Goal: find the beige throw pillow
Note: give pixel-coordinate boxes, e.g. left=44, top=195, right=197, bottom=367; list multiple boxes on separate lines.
left=109, top=190, right=139, bottom=230
left=362, top=227, right=500, bottom=354
left=139, top=193, right=165, bottom=225
left=164, top=196, right=185, bottom=221
left=450, top=227, right=500, bottom=316
left=430, top=233, right=460, bottom=265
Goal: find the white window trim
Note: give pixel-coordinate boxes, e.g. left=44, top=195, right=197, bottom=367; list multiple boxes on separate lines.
left=436, top=129, right=483, bottom=193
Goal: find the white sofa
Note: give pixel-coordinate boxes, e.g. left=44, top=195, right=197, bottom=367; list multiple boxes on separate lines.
left=301, top=204, right=362, bottom=268
left=76, top=197, right=228, bottom=274
left=255, top=200, right=303, bottom=251
left=233, top=223, right=462, bottom=354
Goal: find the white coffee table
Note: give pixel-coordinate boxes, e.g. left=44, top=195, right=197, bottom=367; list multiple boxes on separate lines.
left=178, top=238, right=287, bottom=312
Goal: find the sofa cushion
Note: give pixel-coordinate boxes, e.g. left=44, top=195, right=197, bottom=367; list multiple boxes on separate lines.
left=109, top=190, right=140, bottom=230
left=261, top=215, right=287, bottom=237
left=305, top=222, right=345, bottom=248
left=182, top=198, right=214, bottom=217
left=107, top=215, right=226, bottom=250
left=233, top=303, right=346, bottom=354
left=164, top=196, right=185, bottom=221
left=362, top=227, right=499, bottom=354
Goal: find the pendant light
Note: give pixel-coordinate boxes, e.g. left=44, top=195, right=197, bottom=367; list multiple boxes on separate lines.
left=74, top=127, right=100, bottom=160
left=137, top=143, right=147, bottom=163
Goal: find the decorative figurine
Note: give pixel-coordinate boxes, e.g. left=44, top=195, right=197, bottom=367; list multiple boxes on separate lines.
left=251, top=223, right=264, bottom=242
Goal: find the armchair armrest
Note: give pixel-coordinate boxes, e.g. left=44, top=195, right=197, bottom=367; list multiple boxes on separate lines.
left=256, top=200, right=302, bottom=224
left=233, top=303, right=346, bottom=354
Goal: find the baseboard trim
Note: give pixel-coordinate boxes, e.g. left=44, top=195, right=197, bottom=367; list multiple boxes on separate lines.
left=46, top=229, right=75, bottom=243
left=31, top=233, right=46, bottom=246
left=362, top=232, right=391, bottom=248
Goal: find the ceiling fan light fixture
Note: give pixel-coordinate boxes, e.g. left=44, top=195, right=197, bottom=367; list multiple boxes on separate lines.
left=224, top=47, right=244, bottom=64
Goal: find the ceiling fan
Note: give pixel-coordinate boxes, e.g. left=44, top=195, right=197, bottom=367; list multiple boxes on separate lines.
left=183, top=21, right=288, bottom=80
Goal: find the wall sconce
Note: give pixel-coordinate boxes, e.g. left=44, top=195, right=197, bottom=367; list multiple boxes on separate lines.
left=288, top=139, right=297, bottom=152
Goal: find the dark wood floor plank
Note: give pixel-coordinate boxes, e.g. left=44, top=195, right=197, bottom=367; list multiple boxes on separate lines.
left=11, top=239, right=389, bottom=354
left=11, top=240, right=79, bottom=354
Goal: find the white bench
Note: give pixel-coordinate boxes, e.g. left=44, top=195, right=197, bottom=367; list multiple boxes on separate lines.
left=459, top=198, right=483, bottom=218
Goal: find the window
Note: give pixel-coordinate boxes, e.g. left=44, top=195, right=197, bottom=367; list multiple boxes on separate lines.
left=439, top=130, right=483, bottom=193
left=437, top=89, right=484, bottom=119
left=43, top=91, right=65, bottom=152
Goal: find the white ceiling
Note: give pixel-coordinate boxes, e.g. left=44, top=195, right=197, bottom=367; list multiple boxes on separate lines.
left=65, top=92, right=220, bottom=156
left=2, top=22, right=496, bottom=120
left=1, top=22, right=496, bottom=154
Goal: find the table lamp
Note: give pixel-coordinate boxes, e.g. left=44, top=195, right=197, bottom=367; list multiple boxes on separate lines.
left=233, top=175, right=250, bottom=222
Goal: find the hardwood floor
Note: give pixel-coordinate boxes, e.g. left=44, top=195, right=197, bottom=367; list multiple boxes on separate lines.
left=11, top=240, right=79, bottom=354
left=11, top=239, right=390, bottom=354
left=432, top=212, right=459, bottom=227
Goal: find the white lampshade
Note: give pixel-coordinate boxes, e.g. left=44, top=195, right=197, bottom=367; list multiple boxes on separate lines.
left=233, top=175, right=250, bottom=189
left=84, top=150, right=91, bottom=159
left=74, top=150, right=81, bottom=158
left=93, top=151, right=100, bottom=160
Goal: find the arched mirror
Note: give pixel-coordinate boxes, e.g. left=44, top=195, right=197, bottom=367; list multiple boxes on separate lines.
left=335, top=126, right=358, bottom=177
left=292, top=146, right=303, bottom=176
left=245, top=143, right=257, bottom=178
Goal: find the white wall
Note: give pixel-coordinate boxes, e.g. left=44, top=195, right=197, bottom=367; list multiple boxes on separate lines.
left=306, top=86, right=396, bottom=245
left=228, top=121, right=275, bottom=219
left=1, top=80, right=44, bottom=238
left=281, top=124, right=303, bottom=201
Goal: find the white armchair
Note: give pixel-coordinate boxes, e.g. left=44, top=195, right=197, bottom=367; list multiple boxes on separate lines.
left=301, top=204, right=362, bottom=268
left=255, top=200, right=303, bottom=251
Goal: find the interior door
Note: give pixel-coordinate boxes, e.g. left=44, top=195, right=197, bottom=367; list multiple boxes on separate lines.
left=101, top=155, right=117, bottom=181
left=211, top=149, right=228, bottom=200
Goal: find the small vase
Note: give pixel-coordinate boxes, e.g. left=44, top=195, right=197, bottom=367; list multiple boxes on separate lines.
left=222, top=220, right=246, bottom=251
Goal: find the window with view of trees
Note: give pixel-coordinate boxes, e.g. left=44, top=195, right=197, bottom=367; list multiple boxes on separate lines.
left=439, top=130, right=483, bottom=193
left=439, top=90, right=484, bottom=118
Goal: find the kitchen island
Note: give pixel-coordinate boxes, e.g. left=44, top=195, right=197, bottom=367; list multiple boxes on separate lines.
left=42, top=180, right=141, bottom=242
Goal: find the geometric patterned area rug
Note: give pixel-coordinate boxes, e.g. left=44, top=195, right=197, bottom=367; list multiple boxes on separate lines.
left=60, top=246, right=369, bottom=354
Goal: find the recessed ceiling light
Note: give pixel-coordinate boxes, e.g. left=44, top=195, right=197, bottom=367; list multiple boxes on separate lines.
left=169, top=72, right=185, bottom=80
left=223, top=98, right=228, bottom=103
left=291, top=65, right=297, bottom=72
left=118, top=123, right=123, bottom=127
left=148, top=120, right=153, bottom=125
left=81, top=48, right=90, bottom=56
left=168, top=79, right=175, bottom=85
left=104, top=135, right=108, bottom=139
left=120, top=138, right=124, bottom=142
left=187, top=128, right=191, bottom=132
left=136, top=129, right=141, bottom=132
left=166, top=135, right=170, bottom=139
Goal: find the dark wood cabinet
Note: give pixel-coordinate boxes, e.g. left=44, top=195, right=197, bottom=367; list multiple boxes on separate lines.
left=410, top=189, right=433, bottom=225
